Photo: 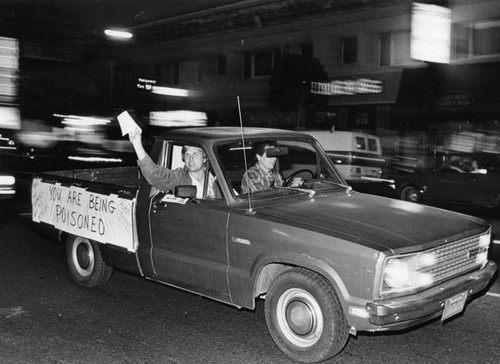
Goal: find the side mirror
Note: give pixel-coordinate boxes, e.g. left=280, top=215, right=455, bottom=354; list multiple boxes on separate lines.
left=265, top=146, right=289, bottom=157
left=175, top=185, right=197, bottom=198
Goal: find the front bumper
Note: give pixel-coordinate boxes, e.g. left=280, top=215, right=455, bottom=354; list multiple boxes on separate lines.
left=365, top=260, right=497, bottom=330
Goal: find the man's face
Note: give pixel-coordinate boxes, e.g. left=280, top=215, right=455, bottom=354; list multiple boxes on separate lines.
left=183, top=146, right=205, bottom=172
left=257, top=146, right=277, bottom=172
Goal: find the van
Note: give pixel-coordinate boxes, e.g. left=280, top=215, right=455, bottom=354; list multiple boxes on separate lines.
left=306, top=130, right=385, bottom=180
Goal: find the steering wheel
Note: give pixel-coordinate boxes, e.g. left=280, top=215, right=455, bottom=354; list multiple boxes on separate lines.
left=283, top=169, right=314, bottom=187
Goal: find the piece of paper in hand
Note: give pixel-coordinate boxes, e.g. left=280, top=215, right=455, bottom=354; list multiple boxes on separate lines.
left=117, top=111, right=141, bottom=136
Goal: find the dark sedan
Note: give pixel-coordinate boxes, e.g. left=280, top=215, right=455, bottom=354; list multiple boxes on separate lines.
left=395, top=150, right=500, bottom=208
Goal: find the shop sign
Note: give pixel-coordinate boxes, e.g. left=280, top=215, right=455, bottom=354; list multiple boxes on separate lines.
left=244, top=110, right=294, bottom=128
left=311, top=79, right=383, bottom=96
left=435, top=90, right=475, bottom=110
left=136, top=77, right=156, bottom=91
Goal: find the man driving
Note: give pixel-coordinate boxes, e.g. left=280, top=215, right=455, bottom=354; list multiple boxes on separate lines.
left=241, top=141, right=283, bottom=194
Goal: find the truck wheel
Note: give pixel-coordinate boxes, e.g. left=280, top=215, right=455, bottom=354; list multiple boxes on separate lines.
left=265, top=268, right=349, bottom=363
left=66, top=235, right=113, bottom=288
left=400, top=186, right=421, bottom=203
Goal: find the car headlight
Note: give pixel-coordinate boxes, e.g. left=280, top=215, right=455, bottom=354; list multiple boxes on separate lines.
left=476, top=233, right=491, bottom=266
left=0, top=175, right=15, bottom=186
left=381, top=252, right=436, bottom=294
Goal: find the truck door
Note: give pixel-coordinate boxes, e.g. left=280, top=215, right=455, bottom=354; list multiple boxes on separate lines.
left=147, top=143, right=231, bottom=302
left=149, top=196, right=230, bottom=302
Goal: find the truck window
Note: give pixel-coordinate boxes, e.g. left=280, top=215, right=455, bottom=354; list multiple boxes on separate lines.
left=167, top=143, right=221, bottom=200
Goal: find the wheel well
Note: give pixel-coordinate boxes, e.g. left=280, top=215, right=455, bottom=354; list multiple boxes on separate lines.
left=254, top=263, right=343, bottom=301
left=255, top=263, right=292, bottom=297
left=59, top=231, right=69, bottom=245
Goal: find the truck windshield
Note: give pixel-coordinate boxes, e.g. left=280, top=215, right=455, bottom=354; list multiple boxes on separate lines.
left=216, top=138, right=348, bottom=198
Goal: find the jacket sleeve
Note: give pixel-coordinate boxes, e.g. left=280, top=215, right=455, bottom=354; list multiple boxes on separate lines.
left=137, top=154, right=189, bottom=192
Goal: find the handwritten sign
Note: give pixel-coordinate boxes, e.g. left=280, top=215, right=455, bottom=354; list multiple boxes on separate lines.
left=32, top=178, right=136, bottom=252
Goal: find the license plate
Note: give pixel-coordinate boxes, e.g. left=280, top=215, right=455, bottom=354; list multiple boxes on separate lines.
left=441, top=291, right=468, bottom=321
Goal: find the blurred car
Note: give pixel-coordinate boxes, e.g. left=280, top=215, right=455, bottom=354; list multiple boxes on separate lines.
left=394, top=150, right=500, bottom=207
left=0, top=168, right=15, bottom=217
left=0, top=134, right=17, bottom=153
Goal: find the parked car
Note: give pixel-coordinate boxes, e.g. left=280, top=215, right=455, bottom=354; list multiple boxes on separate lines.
left=395, top=150, right=500, bottom=207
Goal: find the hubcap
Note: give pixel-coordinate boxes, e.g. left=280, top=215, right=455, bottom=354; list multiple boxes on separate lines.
left=77, top=244, right=90, bottom=269
left=286, top=300, right=313, bottom=335
left=403, top=188, right=418, bottom=202
left=276, top=288, right=324, bottom=348
left=72, top=238, right=94, bottom=277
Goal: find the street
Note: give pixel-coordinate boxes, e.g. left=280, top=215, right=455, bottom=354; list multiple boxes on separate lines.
left=0, top=208, right=499, bottom=364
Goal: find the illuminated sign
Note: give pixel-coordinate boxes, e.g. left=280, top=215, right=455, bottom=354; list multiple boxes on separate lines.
left=0, top=37, right=20, bottom=129
left=136, top=78, right=156, bottom=91
left=310, top=79, right=383, bottom=96
left=149, top=110, right=207, bottom=127
left=411, top=2, right=451, bottom=64
left=136, top=78, right=189, bottom=97
left=152, top=86, right=189, bottom=97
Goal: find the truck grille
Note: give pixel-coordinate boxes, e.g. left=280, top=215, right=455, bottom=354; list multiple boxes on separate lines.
left=421, top=235, right=487, bottom=282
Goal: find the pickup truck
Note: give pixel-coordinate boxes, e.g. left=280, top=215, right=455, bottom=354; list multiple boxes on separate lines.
left=31, top=127, right=497, bottom=363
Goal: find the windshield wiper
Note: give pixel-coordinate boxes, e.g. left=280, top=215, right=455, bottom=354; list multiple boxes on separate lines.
left=275, top=186, right=316, bottom=196
left=322, top=180, right=352, bottom=191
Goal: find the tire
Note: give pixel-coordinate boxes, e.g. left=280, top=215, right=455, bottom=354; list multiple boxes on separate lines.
left=264, top=268, right=349, bottom=363
left=66, top=235, right=113, bottom=288
left=400, top=186, right=421, bottom=203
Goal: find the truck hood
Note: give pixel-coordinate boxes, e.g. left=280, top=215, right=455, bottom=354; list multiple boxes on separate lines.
left=256, top=192, right=489, bottom=253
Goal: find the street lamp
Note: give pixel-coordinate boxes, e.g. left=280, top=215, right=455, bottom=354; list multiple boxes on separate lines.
left=104, top=29, right=133, bottom=39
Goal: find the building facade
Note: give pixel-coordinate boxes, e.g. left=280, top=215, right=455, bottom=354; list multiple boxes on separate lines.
left=110, top=0, right=500, bottom=165
left=3, top=0, right=500, bottom=164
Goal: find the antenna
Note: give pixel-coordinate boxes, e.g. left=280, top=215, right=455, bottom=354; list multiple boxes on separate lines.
left=237, top=96, right=253, bottom=213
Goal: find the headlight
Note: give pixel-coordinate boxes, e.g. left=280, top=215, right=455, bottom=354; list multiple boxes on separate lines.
left=381, top=252, right=436, bottom=294
left=476, top=233, right=491, bottom=266
left=0, top=175, right=15, bottom=186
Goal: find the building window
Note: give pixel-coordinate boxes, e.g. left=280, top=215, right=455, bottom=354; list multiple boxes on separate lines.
left=216, top=54, right=227, bottom=77
left=473, top=20, right=500, bottom=56
left=452, top=23, right=471, bottom=60
left=168, top=60, right=200, bottom=84
left=243, top=47, right=280, bottom=79
left=342, top=37, right=357, bottom=64
left=452, top=19, right=500, bottom=59
left=379, top=31, right=413, bottom=66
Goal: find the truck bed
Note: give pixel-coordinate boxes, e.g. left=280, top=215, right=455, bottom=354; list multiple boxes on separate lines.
left=43, top=166, right=140, bottom=189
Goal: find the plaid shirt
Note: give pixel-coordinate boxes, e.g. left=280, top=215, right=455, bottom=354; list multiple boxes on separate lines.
left=241, top=163, right=283, bottom=194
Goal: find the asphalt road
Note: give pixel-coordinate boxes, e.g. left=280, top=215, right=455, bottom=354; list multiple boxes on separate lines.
left=0, top=213, right=499, bottom=364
